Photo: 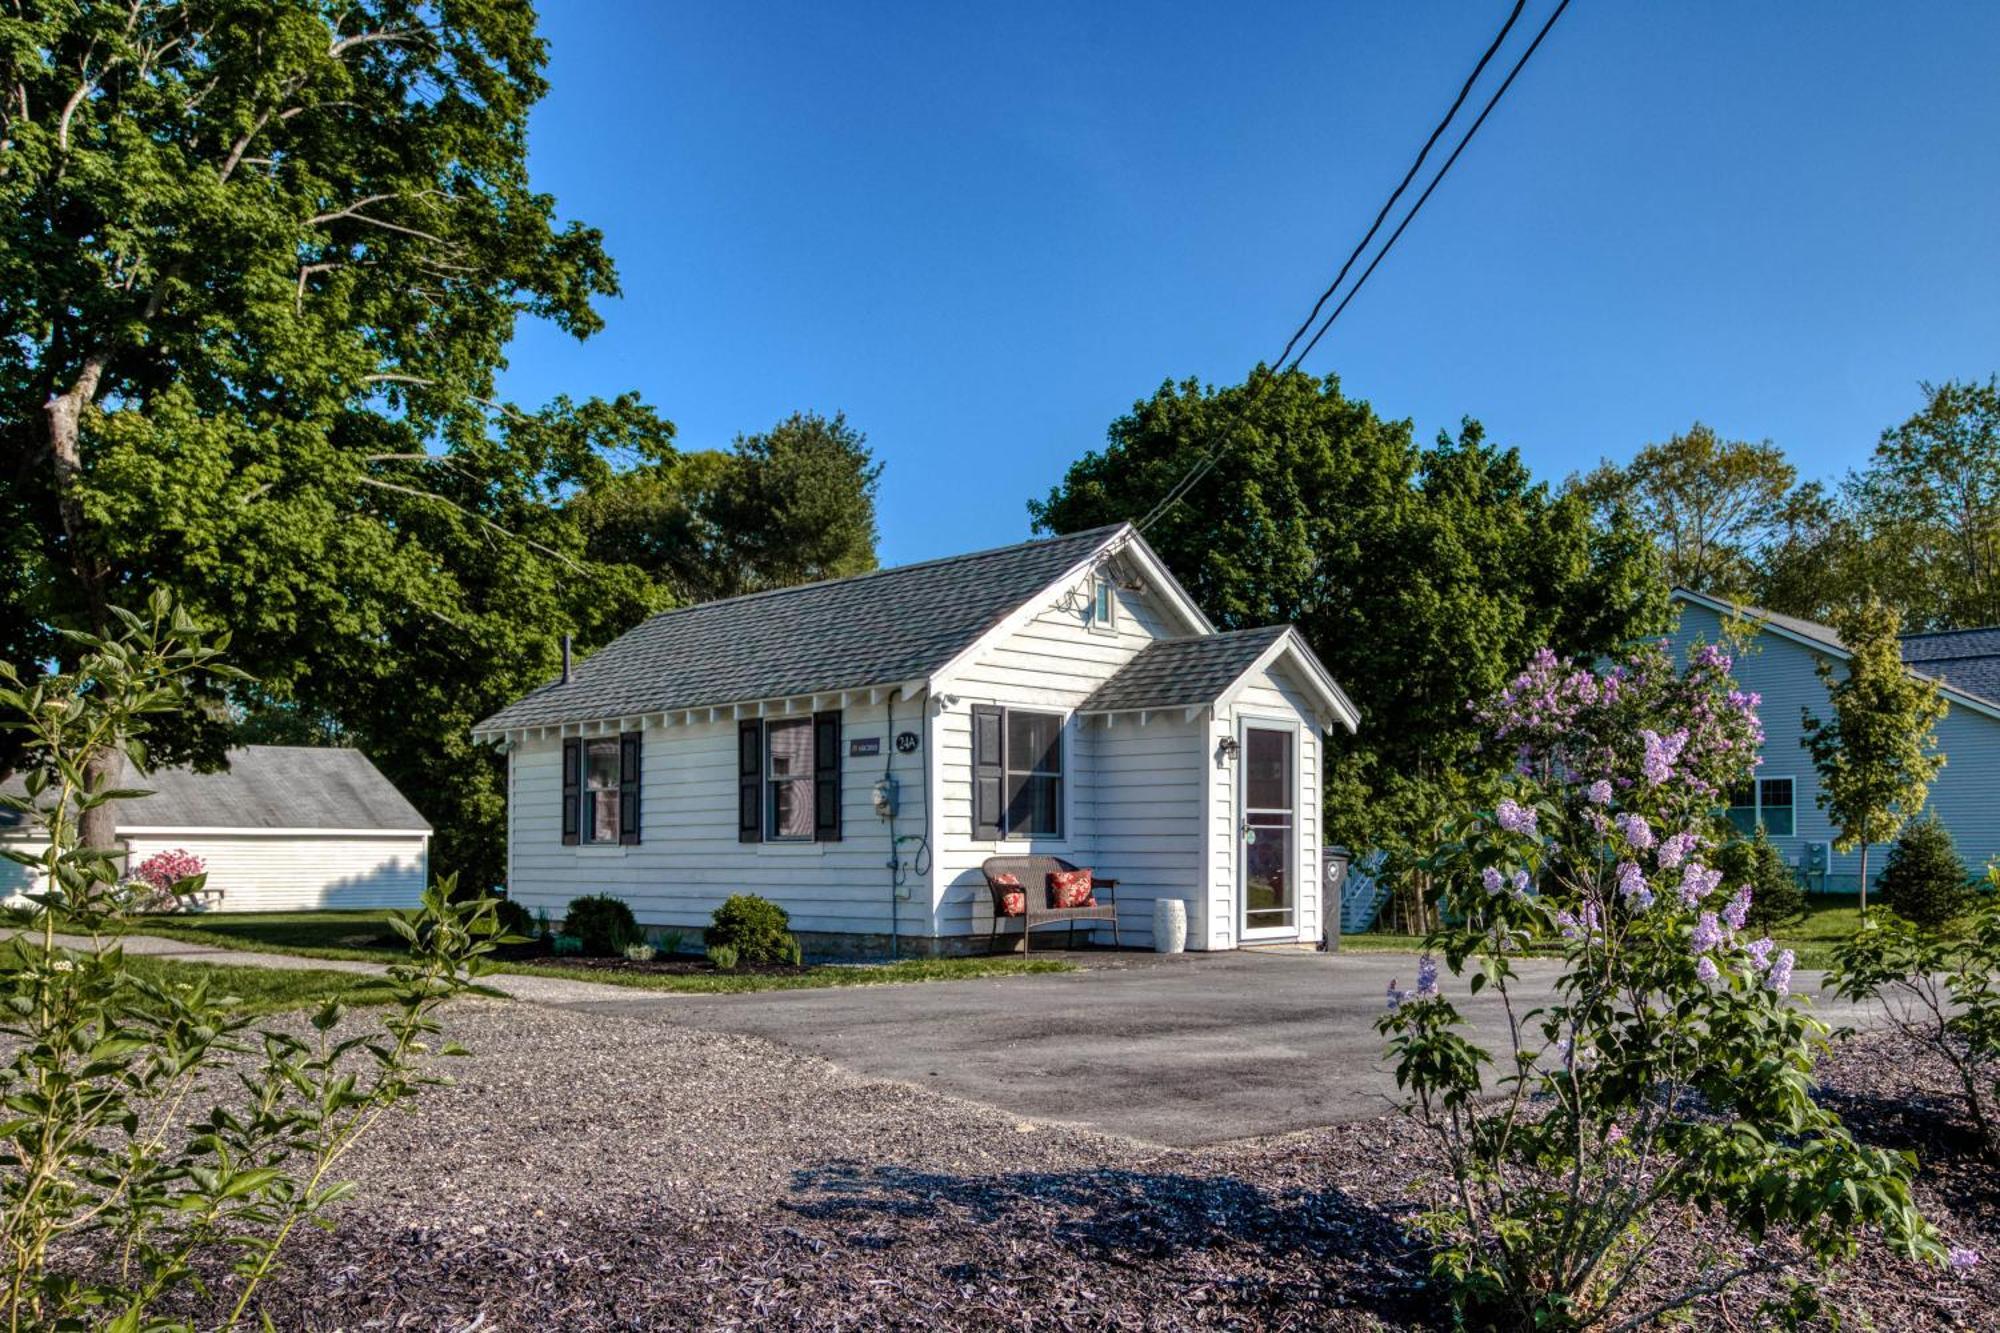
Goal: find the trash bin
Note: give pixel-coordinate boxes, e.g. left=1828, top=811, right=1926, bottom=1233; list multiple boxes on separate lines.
left=1152, top=898, right=1187, bottom=954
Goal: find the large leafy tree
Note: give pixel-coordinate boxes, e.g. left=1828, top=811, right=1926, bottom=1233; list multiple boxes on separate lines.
left=1751, top=378, right=2000, bottom=632
left=576, top=410, right=881, bottom=604
left=1030, top=367, right=1667, bottom=905
left=0, top=2, right=669, bottom=880
left=1574, top=422, right=1798, bottom=596
left=1801, top=601, right=1948, bottom=916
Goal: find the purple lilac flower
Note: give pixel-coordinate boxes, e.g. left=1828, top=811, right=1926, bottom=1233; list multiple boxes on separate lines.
left=1695, top=956, right=1720, bottom=984
left=1616, top=813, right=1656, bottom=852
left=1640, top=728, right=1690, bottom=785
left=1511, top=869, right=1531, bottom=896
left=1679, top=862, right=1723, bottom=906
left=1745, top=937, right=1776, bottom=971
left=1606, top=1121, right=1626, bottom=1144
left=1495, top=799, right=1538, bottom=835
left=1556, top=909, right=1581, bottom=940
left=1415, top=955, right=1440, bottom=999
left=1656, top=831, right=1699, bottom=870
left=1691, top=911, right=1723, bottom=953
left=1766, top=948, right=1795, bottom=996
left=1385, top=979, right=1403, bottom=1011
left=1481, top=866, right=1504, bottom=895
left=1585, top=779, right=1614, bottom=806
left=1722, top=885, right=1753, bottom=932
left=1948, top=1246, right=1981, bottom=1270
left=1615, top=861, right=1655, bottom=910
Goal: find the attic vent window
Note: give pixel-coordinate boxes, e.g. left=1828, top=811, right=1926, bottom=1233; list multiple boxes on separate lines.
left=1090, top=576, right=1115, bottom=632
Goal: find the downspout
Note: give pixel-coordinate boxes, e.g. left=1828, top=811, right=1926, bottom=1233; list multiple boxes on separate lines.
left=886, top=688, right=900, bottom=961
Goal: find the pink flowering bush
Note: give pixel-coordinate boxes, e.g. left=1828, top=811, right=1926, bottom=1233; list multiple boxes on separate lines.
left=127, top=847, right=208, bottom=911
left=1382, top=639, right=1948, bottom=1327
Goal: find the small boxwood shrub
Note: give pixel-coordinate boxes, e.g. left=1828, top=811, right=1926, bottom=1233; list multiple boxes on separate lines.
left=1879, top=816, right=1970, bottom=928
left=562, top=893, right=640, bottom=956
left=706, top=943, right=739, bottom=971
left=707, top=894, right=796, bottom=965
left=490, top=896, right=535, bottom=941
left=1714, top=825, right=1807, bottom=929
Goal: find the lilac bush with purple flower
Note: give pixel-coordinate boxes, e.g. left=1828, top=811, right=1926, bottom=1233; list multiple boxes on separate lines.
left=1382, top=638, right=1945, bottom=1327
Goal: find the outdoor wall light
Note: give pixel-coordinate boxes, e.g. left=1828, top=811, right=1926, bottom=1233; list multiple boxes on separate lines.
left=1216, top=736, right=1240, bottom=760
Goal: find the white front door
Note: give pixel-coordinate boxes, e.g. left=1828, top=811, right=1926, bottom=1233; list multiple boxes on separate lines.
left=1239, top=721, right=1296, bottom=939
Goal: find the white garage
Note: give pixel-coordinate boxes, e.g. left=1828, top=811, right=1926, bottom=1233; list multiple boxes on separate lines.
left=1, top=746, right=431, bottom=912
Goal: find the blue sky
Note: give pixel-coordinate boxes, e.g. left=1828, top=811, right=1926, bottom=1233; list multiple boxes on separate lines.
left=501, top=2, right=2000, bottom=567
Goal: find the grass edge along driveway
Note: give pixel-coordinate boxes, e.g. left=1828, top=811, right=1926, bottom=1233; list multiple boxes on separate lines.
left=1, top=937, right=396, bottom=1017
left=50, top=910, right=1075, bottom=994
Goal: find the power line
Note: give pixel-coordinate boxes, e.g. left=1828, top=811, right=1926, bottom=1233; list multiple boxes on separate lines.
left=1273, top=0, right=1527, bottom=370
left=1289, top=0, right=1572, bottom=368
left=1133, top=0, right=1571, bottom=536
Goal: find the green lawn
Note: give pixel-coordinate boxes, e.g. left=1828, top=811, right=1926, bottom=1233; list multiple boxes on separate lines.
left=2, top=937, right=396, bottom=1016
left=1342, top=894, right=1871, bottom=971
left=82, top=910, right=1075, bottom=993
left=515, top=955, right=1074, bottom=993
left=99, top=910, right=408, bottom=963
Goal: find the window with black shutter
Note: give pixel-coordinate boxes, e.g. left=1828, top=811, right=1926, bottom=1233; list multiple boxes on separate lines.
left=813, top=710, right=842, bottom=842
left=972, top=705, right=1063, bottom=840
left=561, top=738, right=582, bottom=845
left=737, top=720, right=764, bottom=843
left=972, top=705, right=1004, bottom=840
left=618, top=730, right=643, bottom=845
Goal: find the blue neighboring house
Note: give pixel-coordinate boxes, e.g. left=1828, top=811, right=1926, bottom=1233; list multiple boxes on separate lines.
left=1670, top=589, right=2000, bottom=893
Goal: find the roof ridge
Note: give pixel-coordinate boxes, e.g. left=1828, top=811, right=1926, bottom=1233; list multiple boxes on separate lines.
left=1900, top=626, right=2000, bottom=642
left=612, top=522, right=1131, bottom=632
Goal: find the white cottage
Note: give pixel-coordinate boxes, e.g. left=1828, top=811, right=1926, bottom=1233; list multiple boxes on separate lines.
left=1671, top=589, right=2000, bottom=891
left=475, top=523, right=1359, bottom=954
left=1, top=746, right=432, bottom=911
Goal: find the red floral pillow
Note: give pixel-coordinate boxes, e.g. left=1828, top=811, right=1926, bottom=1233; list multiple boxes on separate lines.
left=1047, top=867, right=1096, bottom=909
left=991, top=873, right=1026, bottom=917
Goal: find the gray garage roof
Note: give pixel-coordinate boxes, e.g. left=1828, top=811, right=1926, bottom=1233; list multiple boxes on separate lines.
left=0, top=746, right=430, bottom=833
left=476, top=524, right=1129, bottom=733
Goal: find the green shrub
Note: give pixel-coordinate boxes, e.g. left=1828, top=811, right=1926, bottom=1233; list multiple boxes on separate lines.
left=1715, top=825, right=1808, bottom=929
left=707, top=943, right=739, bottom=971
left=656, top=929, right=685, bottom=956
left=622, top=941, right=657, bottom=962
left=1879, top=816, right=1971, bottom=928
left=563, top=893, right=640, bottom=956
left=489, top=896, right=534, bottom=941
left=707, top=893, right=796, bottom=965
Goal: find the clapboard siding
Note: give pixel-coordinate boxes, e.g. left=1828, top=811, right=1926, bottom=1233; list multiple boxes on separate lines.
left=1671, top=601, right=2000, bottom=889
left=505, top=698, right=930, bottom=935
left=932, top=569, right=1198, bottom=939
left=2, top=833, right=426, bottom=911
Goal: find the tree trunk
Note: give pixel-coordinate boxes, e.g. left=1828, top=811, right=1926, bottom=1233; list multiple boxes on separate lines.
left=77, top=746, right=125, bottom=868
left=1858, top=842, right=1870, bottom=917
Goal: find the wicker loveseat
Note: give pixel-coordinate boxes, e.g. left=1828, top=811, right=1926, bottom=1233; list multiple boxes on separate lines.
left=981, top=854, right=1120, bottom=954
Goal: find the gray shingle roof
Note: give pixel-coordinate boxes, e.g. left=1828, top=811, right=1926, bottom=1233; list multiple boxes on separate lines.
left=1900, top=627, right=2000, bottom=706
left=1673, top=590, right=2000, bottom=709
left=1078, top=626, right=1293, bottom=713
left=476, top=524, right=1129, bottom=732
left=0, top=746, right=429, bottom=833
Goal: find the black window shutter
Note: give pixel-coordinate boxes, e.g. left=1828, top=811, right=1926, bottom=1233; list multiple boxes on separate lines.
left=618, top=730, right=643, bottom=846
left=737, top=720, right=764, bottom=843
left=972, top=705, right=1004, bottom=839
left=813, top=710, right=842, bottom=842
left=560, top=738, right=581, bottom=846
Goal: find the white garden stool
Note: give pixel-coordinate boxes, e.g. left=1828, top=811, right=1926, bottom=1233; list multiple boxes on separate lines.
left=1152, top=898, right=1188, bottom=954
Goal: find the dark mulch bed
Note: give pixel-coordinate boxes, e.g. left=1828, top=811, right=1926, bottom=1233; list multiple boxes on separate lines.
left=131, top=1007, right=2000, bottom=1330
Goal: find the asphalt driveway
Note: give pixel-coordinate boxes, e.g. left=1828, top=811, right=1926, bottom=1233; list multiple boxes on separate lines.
left=568, top=949, right=1876, bottom=1147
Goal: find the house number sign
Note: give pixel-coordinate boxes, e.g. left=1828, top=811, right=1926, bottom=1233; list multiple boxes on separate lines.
left=895, top=731, right=922, bottom=754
